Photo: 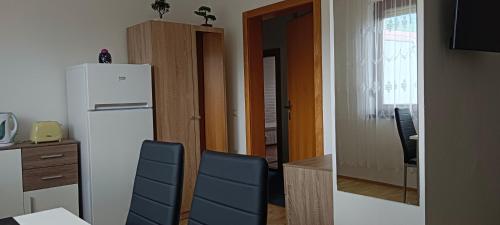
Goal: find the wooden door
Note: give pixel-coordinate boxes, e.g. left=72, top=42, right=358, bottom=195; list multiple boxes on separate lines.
left=287, top=13, right=316, bottom=162
left=198, top=31, right=228, bottom=152
left=128, top=21, right=200, bottom=217
left=243, top=17, right=266, bottom=157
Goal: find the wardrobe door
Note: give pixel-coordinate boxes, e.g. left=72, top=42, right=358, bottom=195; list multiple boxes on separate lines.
left=201, top=32, right=228, bottom=152
left=193, top=29, right=228, bottom=153
left=151, top=21, right=200, bottom=216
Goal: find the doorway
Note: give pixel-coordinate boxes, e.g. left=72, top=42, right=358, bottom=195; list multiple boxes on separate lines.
left=243, top=0, right=323, bottom=207
left=243, top=0, right=323, bottom=164
left=263, top=49, right=282, bottom=170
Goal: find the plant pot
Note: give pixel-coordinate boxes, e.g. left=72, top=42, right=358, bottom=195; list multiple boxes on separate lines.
left=201, top=24, right=213, bottom=27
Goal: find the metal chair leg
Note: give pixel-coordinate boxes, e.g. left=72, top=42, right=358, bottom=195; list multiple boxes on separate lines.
left=403, top=164, right=408, bottom=203
left=417, top=141, right=420, bottom=205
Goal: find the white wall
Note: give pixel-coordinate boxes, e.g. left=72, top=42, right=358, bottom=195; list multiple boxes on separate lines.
left=424, top=0, right=500, bottom=224
left=331, top=0, right=425, bottom=224
left=0, top=0, right=219, bottom=141
left=0, top=0, right=290, bottom=155
left=0, top=0, right=335, bottom=157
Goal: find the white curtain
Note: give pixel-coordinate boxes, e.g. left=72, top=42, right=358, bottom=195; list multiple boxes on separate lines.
left=378, top=0, right=418, bottom=120
left=335, top=0, right=418, bottom=185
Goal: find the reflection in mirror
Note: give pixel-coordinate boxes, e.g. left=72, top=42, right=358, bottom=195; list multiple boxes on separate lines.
left=334, top=0, right=420, bottom=205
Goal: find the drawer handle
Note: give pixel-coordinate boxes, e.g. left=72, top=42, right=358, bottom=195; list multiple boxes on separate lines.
left=41, top=175, right=64, bottom=181
left=40, top=154, right=64, bottom=160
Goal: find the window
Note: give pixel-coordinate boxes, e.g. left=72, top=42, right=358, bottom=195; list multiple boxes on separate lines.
left=382, top=12, right=417, bottom=106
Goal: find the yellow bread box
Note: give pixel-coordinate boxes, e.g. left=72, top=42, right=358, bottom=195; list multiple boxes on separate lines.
left=30, top=121, right=63, bottom=144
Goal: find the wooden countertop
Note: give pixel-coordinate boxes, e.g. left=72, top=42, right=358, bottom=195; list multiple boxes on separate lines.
left=283, top=154, right=333, bottom=172
left=0, top=140, right=79, bottom=151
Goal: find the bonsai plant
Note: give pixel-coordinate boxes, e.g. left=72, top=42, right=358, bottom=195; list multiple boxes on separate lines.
left=194, top=6, right=217, bottom=27
left=151, top=0, right=170, bottom=19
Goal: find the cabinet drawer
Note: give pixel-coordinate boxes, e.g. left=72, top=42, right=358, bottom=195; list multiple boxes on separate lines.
left=22, top=144, right=78, bottom=170
left=23, top=164, right=78, bottom=192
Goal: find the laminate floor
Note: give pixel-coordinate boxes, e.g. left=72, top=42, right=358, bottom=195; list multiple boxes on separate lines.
left=267, top=204, right=287, bottom=225
left=179, top=204, right=287, bottom=225
left=338, top=176, right=419, bottom=206
left=180, top=177, right=418, bottom=225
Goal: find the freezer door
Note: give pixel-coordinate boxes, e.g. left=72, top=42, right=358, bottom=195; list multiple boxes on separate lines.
left=86, top=64, right=153, bottom=110
left=87, top=109, right=153, bottom=225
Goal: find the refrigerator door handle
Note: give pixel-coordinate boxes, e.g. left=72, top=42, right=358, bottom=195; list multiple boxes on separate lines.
left=93, top=102, right=150, bottom=111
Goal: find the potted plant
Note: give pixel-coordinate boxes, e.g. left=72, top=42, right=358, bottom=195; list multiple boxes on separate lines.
left=151, top=0, right=170, bottom=19
left=194, top=6, right=217, bottom=27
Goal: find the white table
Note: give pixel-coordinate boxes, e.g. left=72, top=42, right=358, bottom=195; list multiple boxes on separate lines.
left=13, top=208, right=89, bottom=225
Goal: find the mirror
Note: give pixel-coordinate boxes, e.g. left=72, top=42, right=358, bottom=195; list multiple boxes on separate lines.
left=334, top=0, right=420, bottom=205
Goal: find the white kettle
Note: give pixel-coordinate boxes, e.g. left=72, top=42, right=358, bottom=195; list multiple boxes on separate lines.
left=0, top=112, right=18, bottom=147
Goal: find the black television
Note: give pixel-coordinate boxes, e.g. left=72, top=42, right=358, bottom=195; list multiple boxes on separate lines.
left=451, top=1, right=500, bottom=52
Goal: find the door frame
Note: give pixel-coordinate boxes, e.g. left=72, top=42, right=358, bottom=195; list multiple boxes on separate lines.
left=243, top=0, right=323, bottom=158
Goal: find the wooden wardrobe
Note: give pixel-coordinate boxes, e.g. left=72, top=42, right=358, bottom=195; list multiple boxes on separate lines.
left=127, top=21, right=228, bottom=218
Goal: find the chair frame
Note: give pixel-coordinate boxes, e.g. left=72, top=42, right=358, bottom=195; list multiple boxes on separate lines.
left=403, top=162, right=418, bottom=203
left=395, top=108, right=419, bottom=204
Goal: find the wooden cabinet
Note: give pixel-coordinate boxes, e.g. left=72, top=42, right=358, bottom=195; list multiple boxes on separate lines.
left=0, top=141, right=80, bottom=219
left=20, top=141, right=80, bottom=217
left=284, top=155, right=333, bottom=225
left=127, top=21, right=228, bottom=217
left=0, top=149, right=24, bottom=219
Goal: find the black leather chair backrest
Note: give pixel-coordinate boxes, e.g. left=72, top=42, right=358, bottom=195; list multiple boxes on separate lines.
left=126, top=141, right=184, bottom=225
left=188, top=151, right=268, bottom=225
left=395, top=108, right=417, bottom=163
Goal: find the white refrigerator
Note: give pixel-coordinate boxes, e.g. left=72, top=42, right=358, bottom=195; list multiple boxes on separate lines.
left=66, top=64, right=154, bottom=225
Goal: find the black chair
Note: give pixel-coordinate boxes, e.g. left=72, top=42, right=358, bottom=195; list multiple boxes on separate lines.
left=188, top=151, right=268, bottom=225
left=394, top=108, right=418, bottom=203
left=126, top=141, right=184, bottom=225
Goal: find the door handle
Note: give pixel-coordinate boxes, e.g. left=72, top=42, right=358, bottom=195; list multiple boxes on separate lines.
left=285, top=100, right=292, bottom=120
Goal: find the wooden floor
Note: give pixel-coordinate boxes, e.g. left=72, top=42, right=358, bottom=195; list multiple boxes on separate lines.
left=179, top=204, right=287, bottom=225
left=338, top=176, right=419, bottom=206
left=180, top=177, right=418, bottom=225
left=267, top=204, right=287, bottom=225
